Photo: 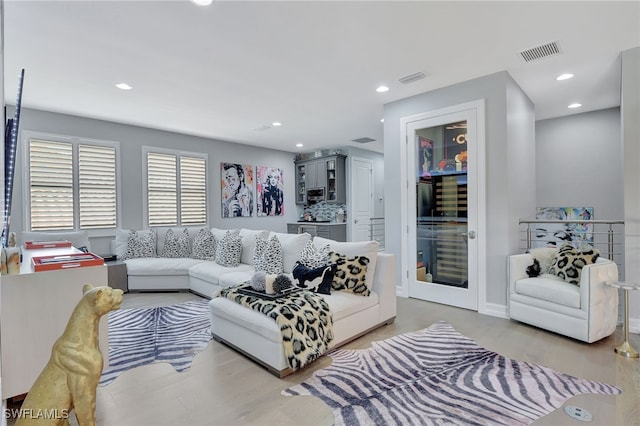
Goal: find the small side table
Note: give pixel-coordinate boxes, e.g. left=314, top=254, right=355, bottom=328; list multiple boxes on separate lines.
left=605, top=281, right=639, bottom=358
left=105, top=259, right=128, bottom=293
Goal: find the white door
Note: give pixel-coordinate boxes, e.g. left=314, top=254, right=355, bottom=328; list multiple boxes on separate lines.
left=349, top=157, right=373, bottom=242
left=403, top=102, right=484, bottom=311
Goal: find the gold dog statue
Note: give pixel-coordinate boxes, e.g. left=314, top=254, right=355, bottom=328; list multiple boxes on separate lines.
left=17, top=284, right=124, bottom=426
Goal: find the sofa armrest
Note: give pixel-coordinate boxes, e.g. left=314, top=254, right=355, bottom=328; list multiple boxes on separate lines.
left=508, top=253, right=534, bottom=296
left=579, top=258, right=619, bottom=342
left=372, top=252, right=396, bottom=322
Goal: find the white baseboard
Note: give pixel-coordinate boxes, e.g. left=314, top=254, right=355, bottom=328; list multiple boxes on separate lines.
left=480, top=302, right=508, bottom=319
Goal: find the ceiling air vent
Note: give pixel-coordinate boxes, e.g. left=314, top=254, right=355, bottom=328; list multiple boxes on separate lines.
left=352, top=137, right=375, bottom=144
left=519, top=40, right=561, bottom=63
left=398, top=72, right=426, bottom=85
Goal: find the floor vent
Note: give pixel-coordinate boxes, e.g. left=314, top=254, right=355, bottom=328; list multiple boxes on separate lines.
left=519, top=40, right=561, bottom=63
left=352, top=137, right=375, bottom=144
left=399, top=72, right=426, bottom=84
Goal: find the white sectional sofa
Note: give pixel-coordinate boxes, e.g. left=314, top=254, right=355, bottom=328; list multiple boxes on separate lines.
left=110, top=226, right=397, bottom=376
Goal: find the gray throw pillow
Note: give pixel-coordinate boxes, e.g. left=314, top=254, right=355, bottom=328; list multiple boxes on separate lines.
left=214, top=231, right=243, bottom=267
left=191, top=228, right=216, bottom=260
left=161, top=228, right=191, bottom=258
left=253, top=235, right=284, bottom=274
left=122, top=229, right=157, bottom=260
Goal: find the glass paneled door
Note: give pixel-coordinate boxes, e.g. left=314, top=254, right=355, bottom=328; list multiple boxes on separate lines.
left=406, top=105, right=481, bottom=310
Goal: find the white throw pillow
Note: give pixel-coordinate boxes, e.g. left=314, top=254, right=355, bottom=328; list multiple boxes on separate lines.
left=116, top=229, right=155, bottom=260
left=239, top=228, right=270, bottom=265
left=191, top=228, right=216, bottom=260
left=298, top=240, right=331, bottom=268
left=161, top=228, right=191, bottom=258
left=211, top=227, right=240, bottom=242
left=253, top=235, right=284, bottom=274
left=313, top=237, right=379, bottom=290
left=268, top=232, right=311, bottom=273
left=122, top=229, right=157, bottom=260
left=528, top=246, right=560, bottom=274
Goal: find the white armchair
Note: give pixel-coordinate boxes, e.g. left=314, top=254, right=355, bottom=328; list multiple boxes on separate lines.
left=508, top=253, right=619, bottom=343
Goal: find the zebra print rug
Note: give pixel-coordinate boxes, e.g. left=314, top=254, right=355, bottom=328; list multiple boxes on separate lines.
left=282, top=321, right=621, bottom=426
left=99, top=299, right=212, bottom=386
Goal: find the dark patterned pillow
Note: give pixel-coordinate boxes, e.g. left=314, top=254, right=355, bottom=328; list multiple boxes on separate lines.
left=191, top=228, right=216, bottom=260
left=298, top=240, right=330, bottom=268
left=330, top=251, right=370, bottom=296
left=292, top=261, right=335, bottom=295
left=122, top=229, right=156, bottom=260
left=548, top=244, right=600, bottom=285
left=161, top=228, right=191, bottom=258
left=214, top=231, right=243, bottom=267
left=253, top=235, right=284, bottom=274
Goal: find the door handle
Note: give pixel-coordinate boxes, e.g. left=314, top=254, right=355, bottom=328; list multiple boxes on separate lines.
left=468, top=231, right=476, bottom=239
left=354, top=219, right=358, bottom=224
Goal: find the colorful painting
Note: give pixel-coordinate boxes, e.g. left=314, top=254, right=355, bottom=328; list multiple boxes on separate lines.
left=534, top=207, right=594, bottom=247
left=257, top=166, right=284, bottom=216
left=221, top=163, right=254, bottom=217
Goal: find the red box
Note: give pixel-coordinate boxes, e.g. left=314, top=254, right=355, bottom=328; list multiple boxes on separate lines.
left=32, top=252, right=104, bottom=272
left=24, top=240, right=73, bottom=250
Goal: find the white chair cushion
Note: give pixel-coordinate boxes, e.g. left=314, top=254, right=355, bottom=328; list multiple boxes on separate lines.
left=322, top=290, right=379, bottom=322
left=515, top=275, right=581, bottom=309
left=124, top=257, right=204, bottom=276
left=239, top=228, right=270, bottom=265
left=188, top=261, right=253, bottom=283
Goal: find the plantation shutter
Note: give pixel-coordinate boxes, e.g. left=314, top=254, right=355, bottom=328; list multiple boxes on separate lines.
left=180, top=156, right=207, bottom=225
left=147, top=152, right=177, bottom=226
left=79, top=144, right=117, bottom=229
left=29, top=139, right=74, bottom=230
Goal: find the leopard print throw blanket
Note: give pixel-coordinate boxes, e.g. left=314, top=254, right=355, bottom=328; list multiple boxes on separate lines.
left=219, top=287, right=334, bottom=370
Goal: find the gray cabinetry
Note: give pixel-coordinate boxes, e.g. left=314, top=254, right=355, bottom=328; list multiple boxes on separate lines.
left=287, top=223, right=347, bottom=242
left=295, top=155, right=346, bottom=205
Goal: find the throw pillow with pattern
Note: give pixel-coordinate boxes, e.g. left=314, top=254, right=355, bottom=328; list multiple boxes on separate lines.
left=330, top=251, right=370, bottom=296
left=191, top=228, right=216, bottom=260
left=161, top=228, right=191, bottom=258
left=548, top=243, right=600, bottom=286
left=122, top=229, right=156, bottom=260
left=292, top=261, right=335, bottom=295
left=214, top=230, right=243, bottom=267
left=298, top=240, right=331, bottom=269
left=253, top=235, right=284, bottom=274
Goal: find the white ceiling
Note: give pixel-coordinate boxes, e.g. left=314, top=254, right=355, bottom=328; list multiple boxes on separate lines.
left=3, top=1, right=639, bottom=154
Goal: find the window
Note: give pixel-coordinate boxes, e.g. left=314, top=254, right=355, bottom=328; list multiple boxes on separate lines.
left=25, top=134, right=119, bottom=232
left=144, top=148, right=207, bottom=227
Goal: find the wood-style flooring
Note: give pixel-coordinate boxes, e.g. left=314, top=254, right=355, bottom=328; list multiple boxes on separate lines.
left=24, top=292, right=640, bottom=425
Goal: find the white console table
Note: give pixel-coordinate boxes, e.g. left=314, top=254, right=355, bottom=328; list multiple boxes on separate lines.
left=0, top=247, right=109, bottom=399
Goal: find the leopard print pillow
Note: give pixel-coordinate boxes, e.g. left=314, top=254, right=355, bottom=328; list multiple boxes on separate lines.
left=122, top=229, right=156, bottom=260
left=253, top=235, right=284, bottom=274
left=330, top=251, right=370, bottom=296
left=161, top=228, right=191, bottom=258
left=214, top=231, right=243, bottom=267
left=548, top=243, right=600, bottom=285
left=191, top=228, right=216, bottom=260
left=298, top=240, right=330, bottom=269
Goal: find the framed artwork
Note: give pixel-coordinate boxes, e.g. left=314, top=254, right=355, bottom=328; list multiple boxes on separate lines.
left=534, top=207, right=594, bottom=247
left=221, top=162, right=254, bottom=217
left=257, top=166, right=284, bottom=216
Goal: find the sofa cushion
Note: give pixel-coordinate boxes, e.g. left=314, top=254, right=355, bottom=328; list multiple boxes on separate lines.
left=330, top=251, right=371, bottom=296
left=219, top=270, right=255, bottom=287
left=191, top=228, right=216, bottom=260
left=253, top=235, right=284, bottom=274
left=122, top=229, right=157, bottom=260
left=320, top=290, right=379, bottom=322
left=268, top=232, right=311, bottom=273
left=548, top=244, right=600, bottom=285
left=313, top=237, right=379, bottom=290
left=514, top=275, right=581, bottom=308
left=189, top=261, right=253, bottom=285
left=124, top=257, right=204, bottom=276
left=211, top=227, right=239, bottom=241
left=292, top=262, right=334, bottom=295
left=161, top=228, right=192, bottom=258
left=298, top=240, right=331, bottom=268
left=239, top=229, right=270, bottom=265
left=215, top=231, right=243, bottom=267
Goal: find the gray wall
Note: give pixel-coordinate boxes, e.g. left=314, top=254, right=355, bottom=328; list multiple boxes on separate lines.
left=536, top=108, right=623, bottom=220
left=384, top=71, right=535, bottom=310
left=10, top=108, right=299, bottom=254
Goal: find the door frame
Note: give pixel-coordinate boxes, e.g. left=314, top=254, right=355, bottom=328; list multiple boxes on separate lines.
left=398, top=100, right=487, bottom=310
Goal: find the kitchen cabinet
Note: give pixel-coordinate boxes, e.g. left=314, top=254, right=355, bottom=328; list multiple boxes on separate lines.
left=295, top=155, right=346, bottom=205
left=287, top=222, right=347, bottom=242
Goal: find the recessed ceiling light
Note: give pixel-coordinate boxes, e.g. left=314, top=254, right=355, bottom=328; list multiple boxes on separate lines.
left=376, top=85, right=389, bottom=93
left=568, top=103, right=582, bottom=109
left=296, top=143, right=304, bottom=148
left=272, top=122, right=282, bottom=127
left=191, top=0, right=213, bottom=5
left=115, top=83, right=132, bottom=90
left=380, top=118, right=384, bottom=123
left=556, top=73, right=574, bottom=81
